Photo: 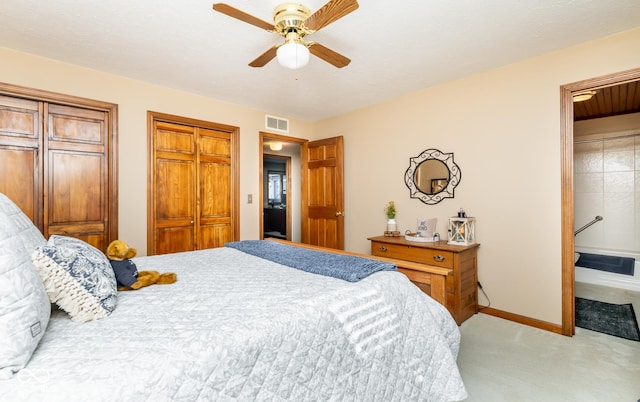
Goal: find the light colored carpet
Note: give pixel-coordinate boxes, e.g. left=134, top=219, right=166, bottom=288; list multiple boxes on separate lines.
left=458, top=312, right=640, bottom=401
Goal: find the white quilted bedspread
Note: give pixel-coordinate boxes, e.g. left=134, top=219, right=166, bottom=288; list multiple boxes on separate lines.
left=1, top=247, right=467, bottom=401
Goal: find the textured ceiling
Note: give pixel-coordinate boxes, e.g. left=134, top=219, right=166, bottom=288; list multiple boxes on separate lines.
left=1, top=0, right=640, bottom=121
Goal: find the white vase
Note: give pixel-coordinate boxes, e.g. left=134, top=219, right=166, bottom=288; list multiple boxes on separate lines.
left=387, top=218, right=397, bottom=232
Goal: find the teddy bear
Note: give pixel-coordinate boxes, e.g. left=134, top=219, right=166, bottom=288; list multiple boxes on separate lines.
left=106, top=240, right=177, bottom=291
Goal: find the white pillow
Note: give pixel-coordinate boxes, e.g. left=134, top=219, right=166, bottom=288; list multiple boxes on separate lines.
left=32, top=235, right=117, bottom=323
left=0, top=193, right=46, bottom=254
left=0, top=193, right=50, bottom=379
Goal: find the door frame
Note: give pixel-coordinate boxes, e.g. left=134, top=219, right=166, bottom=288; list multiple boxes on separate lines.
left=259, top=132, right=306, bottom=240
left=560, top=66, right=640, bottom=336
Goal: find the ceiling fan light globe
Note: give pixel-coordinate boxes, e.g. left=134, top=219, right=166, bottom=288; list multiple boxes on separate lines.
left=277, top=42, right=309, bottom=70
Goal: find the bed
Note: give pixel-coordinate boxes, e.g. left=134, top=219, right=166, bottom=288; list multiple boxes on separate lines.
left=0, top=192, right=467, bottom=401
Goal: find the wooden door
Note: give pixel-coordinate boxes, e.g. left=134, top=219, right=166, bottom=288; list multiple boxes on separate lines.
left=151, top=121, right=197, bottom=255
left=198, top=128, right=233, bottom=249
left=302, top=136, right=344, bottom=249
left=148, top=112, right=239, bottom=255
left=0, top=83, right=118, bottom=251
left=44, top=104, right=110, bottom=250
left=0, top=95, right=42, bottom=225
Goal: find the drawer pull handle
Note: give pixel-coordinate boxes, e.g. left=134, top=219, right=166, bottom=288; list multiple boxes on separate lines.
left=378, top=246, right=388, bottom=252
left=433, top=255, right=445, bottom=262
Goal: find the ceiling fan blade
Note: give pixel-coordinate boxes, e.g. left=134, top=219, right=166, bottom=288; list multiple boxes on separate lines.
left=249, top=46, right=279, bottom=67
left=212, top=3, right=275, bottom=31
left=305, top=0, right=359, bottom=32
left=308, top=42, right=351, bottom=68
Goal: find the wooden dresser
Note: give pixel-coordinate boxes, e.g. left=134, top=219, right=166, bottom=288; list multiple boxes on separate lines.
left=368, top=236, right=479, bottom=325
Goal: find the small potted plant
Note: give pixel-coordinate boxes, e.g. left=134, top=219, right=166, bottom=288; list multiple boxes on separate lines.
left=384, top=201, right=397, bottom=232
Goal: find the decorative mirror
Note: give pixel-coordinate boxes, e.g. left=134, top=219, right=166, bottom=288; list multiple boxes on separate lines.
left=404, top=148, right=461, bottom=205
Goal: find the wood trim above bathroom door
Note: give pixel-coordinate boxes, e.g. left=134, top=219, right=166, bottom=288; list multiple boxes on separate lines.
left=560, top=66, right=640, bottom=336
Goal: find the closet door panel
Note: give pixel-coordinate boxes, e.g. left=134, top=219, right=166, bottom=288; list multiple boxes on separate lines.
left=0, top=95, right=39, bottom=138
left=0, top=95, right=42, bottom=226
left=198, top=129, right=232, bottom=249
left=156, top=125, right=194, bottom=154
left=156, top=227, right=194, bottom=255
left=200, top=132, right=230, bottom=156
left=0, top=148, right=38, bottom=221
left=199, top=162, right=231, bottom=249
left=47, top=104, right=105, bottom=144
left=152, top=122, right=197, bottom=254
left=200, top=163, right=230, bottom=216
left=199, top=225, right=232, bottom=249
left=44, top=104, right=109, bottom=249
left=155, top=159, right=195, bottom=221
left=47, top=151, right=104, bottom=224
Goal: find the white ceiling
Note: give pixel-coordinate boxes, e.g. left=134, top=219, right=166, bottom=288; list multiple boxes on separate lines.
left=1, top=0, right=639, bottom=121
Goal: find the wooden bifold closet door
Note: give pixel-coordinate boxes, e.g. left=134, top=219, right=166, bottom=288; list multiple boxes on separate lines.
left=44, top=104, right=109, bottom=248
left=148, top=112, right=239, bottom=256
left=0, top=95, right=41, bottom=225
left=0, top=84, right=118, bottom=251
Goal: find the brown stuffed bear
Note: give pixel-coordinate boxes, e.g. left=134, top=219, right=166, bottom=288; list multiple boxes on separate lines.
left=106, top=240, right=177, bottom=291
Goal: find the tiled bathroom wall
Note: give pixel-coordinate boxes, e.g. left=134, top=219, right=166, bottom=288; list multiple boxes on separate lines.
left=574, top=134, right=639, bottom=252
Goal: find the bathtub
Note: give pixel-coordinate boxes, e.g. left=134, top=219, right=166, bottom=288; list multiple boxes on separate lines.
left=575, top=246, right=640, bottom=292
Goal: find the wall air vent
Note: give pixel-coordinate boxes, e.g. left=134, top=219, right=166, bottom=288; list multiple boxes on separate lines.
left=265, top=115, right=289, bottom=133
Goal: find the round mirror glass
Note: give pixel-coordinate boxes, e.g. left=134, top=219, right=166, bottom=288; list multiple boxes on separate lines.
left=414, top=159, right=449, bottom=194
left=404, top=148, right=461, bottom=205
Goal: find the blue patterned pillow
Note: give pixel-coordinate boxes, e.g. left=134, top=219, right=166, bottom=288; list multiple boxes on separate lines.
left=32, top=235, right=117, bottom=322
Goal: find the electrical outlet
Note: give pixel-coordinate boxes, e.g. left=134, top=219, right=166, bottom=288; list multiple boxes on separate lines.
left=248, top=194, right=252, bottom=204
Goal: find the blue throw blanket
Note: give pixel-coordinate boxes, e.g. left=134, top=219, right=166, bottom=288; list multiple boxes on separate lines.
left=225, top=240, right=397, bottom=282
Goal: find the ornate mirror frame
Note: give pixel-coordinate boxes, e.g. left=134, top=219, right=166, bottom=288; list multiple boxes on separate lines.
left=404, top=148, right=461, bottom=205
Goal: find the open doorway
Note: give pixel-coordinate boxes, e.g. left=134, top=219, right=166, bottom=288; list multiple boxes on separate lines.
left=263, top=155, right=290, bottom=240
left=560, top=67, right=640, bottom=336
left=259, top=132, right=306, bottom=242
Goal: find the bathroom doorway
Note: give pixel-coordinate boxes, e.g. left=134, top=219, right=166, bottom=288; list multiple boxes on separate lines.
left=560, top=67, right=640, bottom=335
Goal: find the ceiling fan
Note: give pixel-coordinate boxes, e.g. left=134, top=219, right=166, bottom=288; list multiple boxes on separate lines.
left=212, top=0, right=359, bottom=69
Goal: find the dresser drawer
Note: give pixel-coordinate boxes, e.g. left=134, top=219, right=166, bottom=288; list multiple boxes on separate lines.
left=371, top=241, right=453, bottom=269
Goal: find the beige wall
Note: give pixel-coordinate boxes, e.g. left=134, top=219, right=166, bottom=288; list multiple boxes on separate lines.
left=0, top=47, right=314, bottom=254
left=313, top=28, right=640, bottom=324
left=2, top=26, right=640, bottom=325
